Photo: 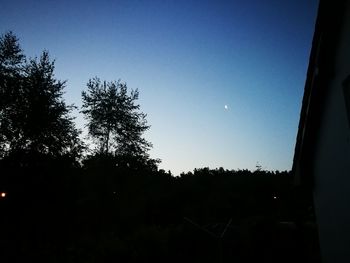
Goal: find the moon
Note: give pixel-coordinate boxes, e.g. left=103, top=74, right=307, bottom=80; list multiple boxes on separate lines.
left=224, top=105, right=228, bottom=110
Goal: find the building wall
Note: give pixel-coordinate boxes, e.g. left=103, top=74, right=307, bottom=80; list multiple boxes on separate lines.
left=312, top=2, right=350, bottom=262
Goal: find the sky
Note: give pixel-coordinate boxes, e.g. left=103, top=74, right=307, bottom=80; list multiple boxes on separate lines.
left=0, top=0, right=319, bottom=175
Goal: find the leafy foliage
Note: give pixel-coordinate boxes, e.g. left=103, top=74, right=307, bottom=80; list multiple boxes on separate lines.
left=0, top=31, right=25, bottom=155
left=81, top=78, right=157, bottom=167
left=0, top=31, right=24, bottom=73
left=0, top=32, right=82, bottom=162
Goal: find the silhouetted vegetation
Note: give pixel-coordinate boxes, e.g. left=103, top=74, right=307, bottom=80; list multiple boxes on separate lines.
left=81, top=77, right=159, bottom=170
left=0, top=32, right=82, bottom=165
left=0, top=32, right=320, bottom=262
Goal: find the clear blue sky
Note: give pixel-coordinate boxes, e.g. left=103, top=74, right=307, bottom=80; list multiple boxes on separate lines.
left=0, top=0, right=319, bottom=175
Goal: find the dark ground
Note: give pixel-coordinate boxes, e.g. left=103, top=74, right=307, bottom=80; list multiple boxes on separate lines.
left=0, top=164, right=320, bottom=263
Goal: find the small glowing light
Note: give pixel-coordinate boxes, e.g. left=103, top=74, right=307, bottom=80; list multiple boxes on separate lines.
left=1, top=192, right=6, bottom=198
left=224, top=105, right=228, bottom=110
left=273, top=196, right=278, bottom=199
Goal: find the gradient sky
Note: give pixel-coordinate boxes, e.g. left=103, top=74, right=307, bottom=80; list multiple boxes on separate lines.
left=0, top=0, right=319, bottom=175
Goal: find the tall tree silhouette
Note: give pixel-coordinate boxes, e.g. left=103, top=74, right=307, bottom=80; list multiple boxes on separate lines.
left=0, top=32, right=82, bottom=162
left=0, top=31, right=25, bottom=157
left=81, top=78, right=153, bottom=162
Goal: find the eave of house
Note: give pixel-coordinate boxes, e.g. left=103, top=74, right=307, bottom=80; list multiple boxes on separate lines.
left=292, top=0, right=347, bottom=186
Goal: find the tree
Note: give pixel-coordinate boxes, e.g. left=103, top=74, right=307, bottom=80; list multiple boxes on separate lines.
left=21, top=52, right=82, bottom=158
left=0, top=31, right=24, bottom=74
left=0, top=31, right=25, bottom=156
left=81, top=78, right=155, bottom=166
left=0, top=32, right=82, bottom=162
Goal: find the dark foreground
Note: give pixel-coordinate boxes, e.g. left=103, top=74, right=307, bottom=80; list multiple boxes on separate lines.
left=0, top=163, right=320, bottom=263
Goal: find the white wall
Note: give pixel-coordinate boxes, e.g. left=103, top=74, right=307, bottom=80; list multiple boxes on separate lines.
left=312, top=2, right=350, bottom=262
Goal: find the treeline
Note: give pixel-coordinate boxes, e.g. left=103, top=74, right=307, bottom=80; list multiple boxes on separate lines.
left=0, top=32, right=319, bottom=262
left=0, top=164, right=317, bottom=263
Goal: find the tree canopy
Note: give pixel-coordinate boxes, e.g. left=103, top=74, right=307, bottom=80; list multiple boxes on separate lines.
left=81, top=78, right=156, bottom=167
left=0, top=31, right=82, bottom=163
